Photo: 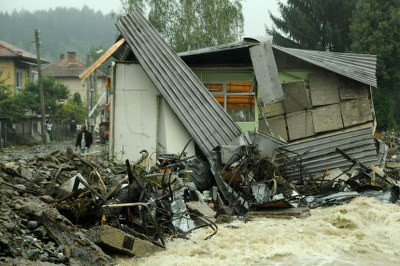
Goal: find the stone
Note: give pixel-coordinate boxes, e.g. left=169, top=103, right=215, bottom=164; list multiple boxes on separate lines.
left=4, top=222, right=16, bottom=231
left=33, top=226, right=47, bottom=238
left=20, top=168, right=33, bottom=180
left=15, top=184, right=26, bottom=191
left=186, top=201, right=216, bottom=220
left=39, top=195, right=55, bottom=204
left=21, top=203, right=35, bottom=215
left=27, top=221, right=39, bottom=230
left=26, top=248, right=40, bottom=260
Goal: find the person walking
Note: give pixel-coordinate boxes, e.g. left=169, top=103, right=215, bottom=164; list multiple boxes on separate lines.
left=46, top=120, right=53, bottom=142
left=75, top=125, right=93, bottom=154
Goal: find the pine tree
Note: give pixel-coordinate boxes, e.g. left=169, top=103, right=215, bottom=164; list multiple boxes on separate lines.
left=268, top=0, right=356, bottom=51
left=350, top=0, right=400, bottom=129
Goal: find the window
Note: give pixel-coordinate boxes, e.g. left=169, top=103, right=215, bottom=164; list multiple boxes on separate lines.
left=16, top=69, right=23, bottom=89
left=205, top=81, right=255, bottom=122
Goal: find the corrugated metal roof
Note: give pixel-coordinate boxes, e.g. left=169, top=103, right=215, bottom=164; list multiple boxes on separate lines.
left=116, top=11, right=242, bottom=156
left=178, top=39, right=377, bottom=88
left=275, top=126, right=378, bottom=181
left=272, top=46, right=377, bottom=87
left=178, top=41, right=253, bottom=57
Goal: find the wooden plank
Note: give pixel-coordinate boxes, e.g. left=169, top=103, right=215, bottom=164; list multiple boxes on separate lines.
left=250, top=43, right=283, bottom=105
left=312, top=104, right=343, bottom=133
left=80, top=38, right=126, bottom=82
left=309, top=72, right=340, bottom=106
left=340, top=98, right=373, bottom=127
left=246, top=207, right=311, bottom=219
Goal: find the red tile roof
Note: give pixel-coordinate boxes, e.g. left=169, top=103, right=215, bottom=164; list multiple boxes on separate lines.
left=43, top=53, right=106, bottom=77
left=0, top=40, right=49, bottom=63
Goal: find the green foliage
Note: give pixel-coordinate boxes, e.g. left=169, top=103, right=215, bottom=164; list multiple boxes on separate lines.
left=0, top=6, right=116, bottom=61
left=23, top=77, right=69, bottom=116
left=72, top=92, right=82, bottom=105
left=0, top=92, right=27, bottom=122
left=119, top=0, right=244, bottom=52
left=59, top=100, right=87, bottom=124
left=0, top=74, right=26, bottom=122
left=268, top=0, right=356, bottom=51
left=350, top=0, right=400, bottom=130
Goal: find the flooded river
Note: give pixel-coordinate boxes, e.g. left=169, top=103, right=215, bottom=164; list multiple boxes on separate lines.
left=117, top=197, right=400, bottom=265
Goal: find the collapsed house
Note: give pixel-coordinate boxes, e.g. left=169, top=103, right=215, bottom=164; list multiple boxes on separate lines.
left=79, top=11, right=394, bottom=220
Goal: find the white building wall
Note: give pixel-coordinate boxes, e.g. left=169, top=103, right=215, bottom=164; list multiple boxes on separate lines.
left=110, top=63, right=194, bottom=164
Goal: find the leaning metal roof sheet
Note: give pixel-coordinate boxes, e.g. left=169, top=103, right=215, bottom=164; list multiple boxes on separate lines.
left=273, top=46, right=377, bottom=87
left=116, top=11, right=242, bottom=155
left=275, top=126, right=378, bottom=181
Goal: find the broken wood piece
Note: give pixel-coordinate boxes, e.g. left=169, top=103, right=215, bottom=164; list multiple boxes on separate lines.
left=87, top=225, right=163, bottom=257
left=385, top=162, right=400, bottom=169
left=246, top=207, right=311, bottom=219
left=80, top=38, right=125, bottom=82
left=75, top=174, right=107, bottom=202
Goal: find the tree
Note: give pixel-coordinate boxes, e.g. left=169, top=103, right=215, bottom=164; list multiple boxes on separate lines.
left=23, top=78, right=69, bottom=118
left=350, top=0, right=400, bottom=130
left=0, top=73, right=29, bottom=122
left=59, top=100, right=87, bottom=124
left=72, top=92, right=82, bottom=105
left=119, top=0, right=244, bottom=52
left=268, top=0, right=356, bottom=51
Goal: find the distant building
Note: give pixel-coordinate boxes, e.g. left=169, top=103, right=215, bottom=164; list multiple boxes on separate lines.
left=43, top=51, right=106, bottom=102
left=0, top=40, right=49, bottom=95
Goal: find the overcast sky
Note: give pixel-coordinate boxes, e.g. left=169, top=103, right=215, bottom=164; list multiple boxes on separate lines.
left=0, top=0, right=280, bottom=37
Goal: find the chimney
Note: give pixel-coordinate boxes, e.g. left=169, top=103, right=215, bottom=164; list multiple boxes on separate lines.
left=60, top=54, right=65, bottom=60
left=67, top=51, right=76, bottom=61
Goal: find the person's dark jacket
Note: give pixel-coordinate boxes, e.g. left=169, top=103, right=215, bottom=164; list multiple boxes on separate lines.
left=75, top=131, right=93, bottom=148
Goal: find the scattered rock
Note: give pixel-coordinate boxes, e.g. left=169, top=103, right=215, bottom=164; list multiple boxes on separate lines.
left=27, top=221, right=39, bottom=230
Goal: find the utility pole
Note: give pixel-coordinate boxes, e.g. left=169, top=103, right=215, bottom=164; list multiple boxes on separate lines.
left=86, top=54, right=91, bottom=131
left=34, top=29, right=47, bottom=144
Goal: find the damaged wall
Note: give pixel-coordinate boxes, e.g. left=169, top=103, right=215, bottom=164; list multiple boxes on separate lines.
left=110, top=62, right=194, bottom=163
left=260, top=69, right=374, bottom=142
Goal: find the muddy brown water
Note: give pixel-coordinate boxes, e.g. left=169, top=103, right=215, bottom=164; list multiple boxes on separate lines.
left=117, top=197, right=400, bottom=266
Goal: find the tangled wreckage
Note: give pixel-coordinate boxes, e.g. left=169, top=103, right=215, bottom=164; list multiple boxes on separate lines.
left=1, top=11, right=400, bottom=265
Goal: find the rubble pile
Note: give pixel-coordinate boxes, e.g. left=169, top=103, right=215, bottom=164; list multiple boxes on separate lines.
left=0, top=133, right=399, bottom=265
left=0, top=148, right=220, bottom=265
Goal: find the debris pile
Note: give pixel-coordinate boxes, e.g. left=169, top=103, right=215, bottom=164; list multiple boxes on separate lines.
left=1, top=130, right=400, bottom=264
left=0, top=148, right=219, bottom=265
